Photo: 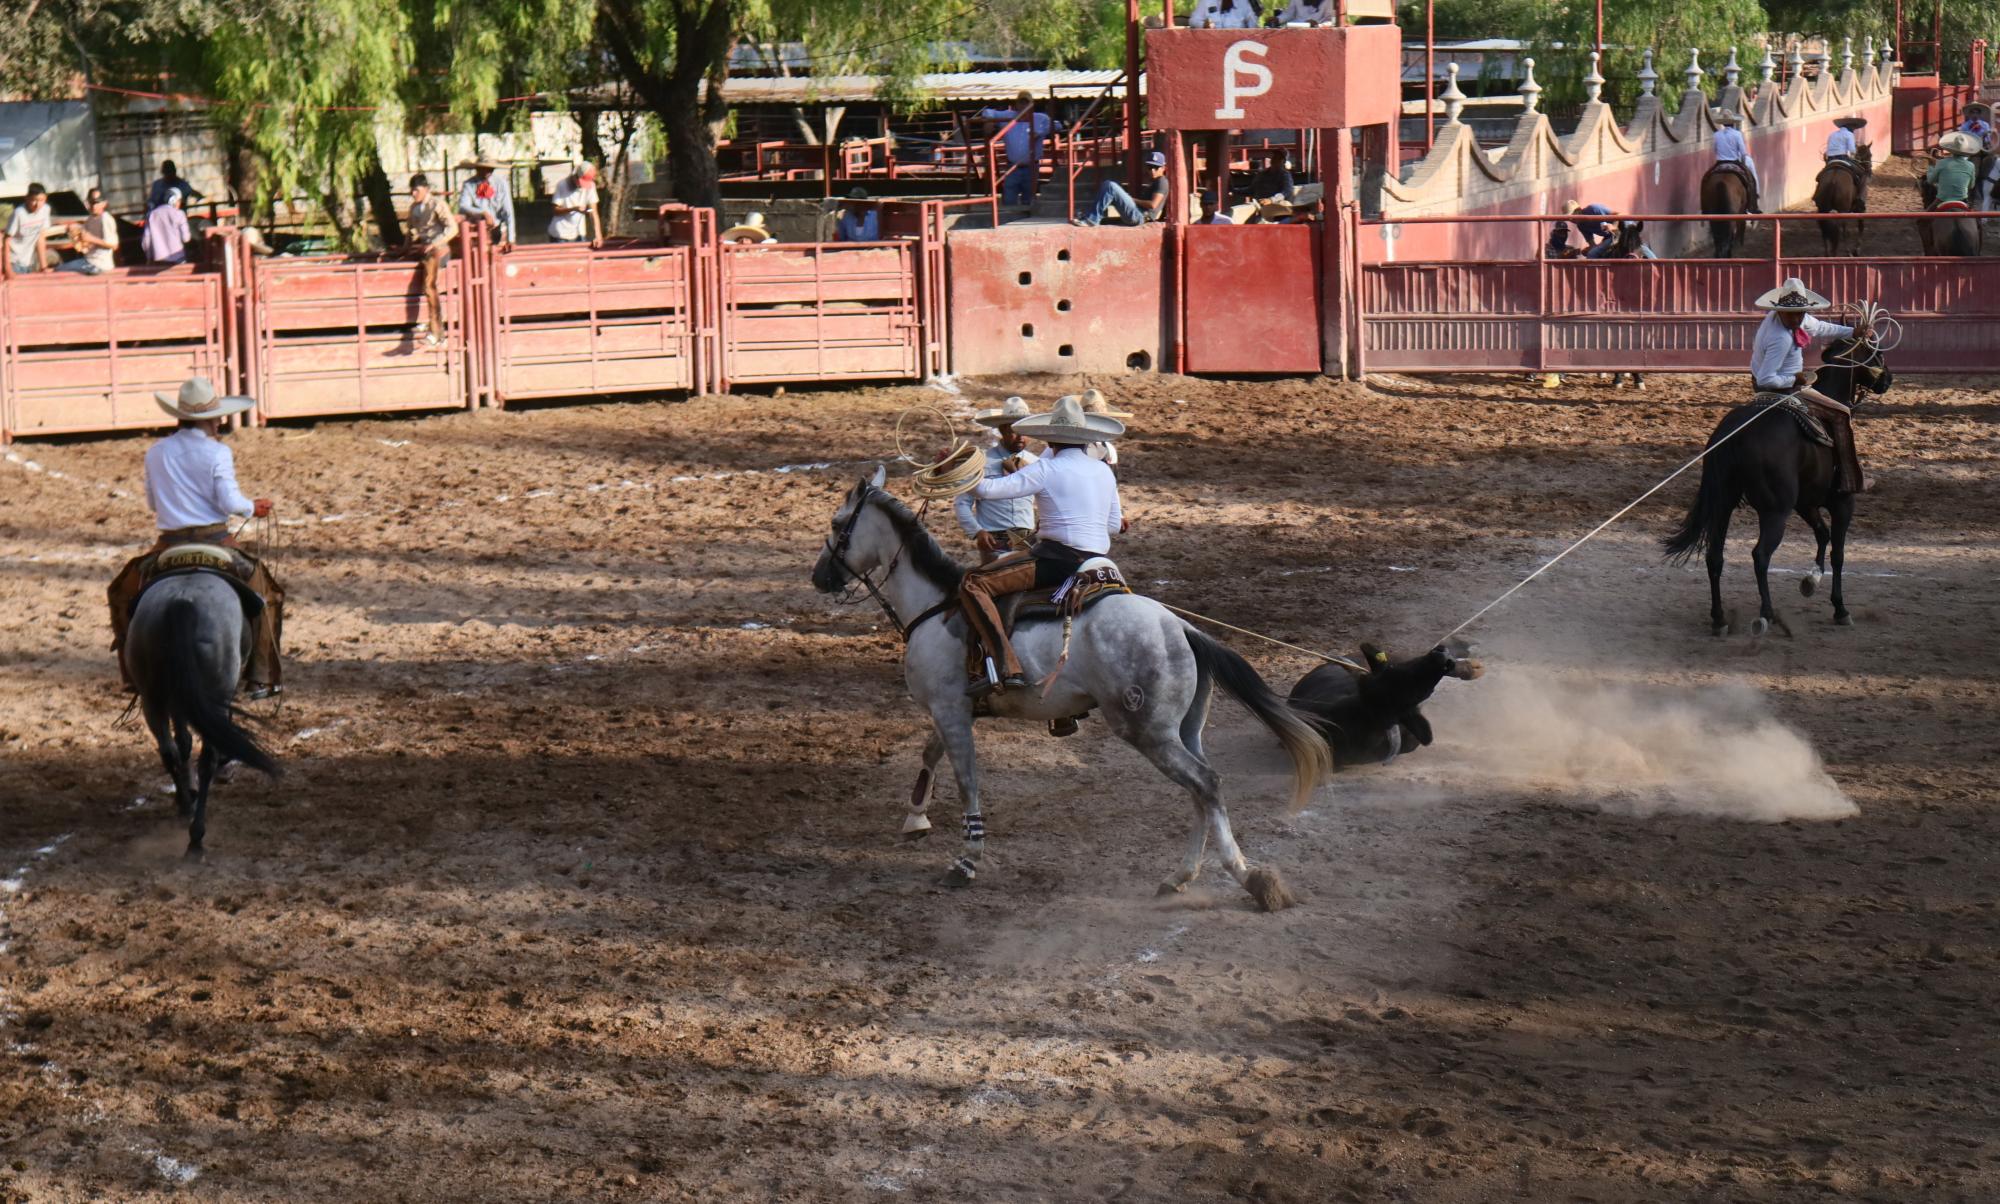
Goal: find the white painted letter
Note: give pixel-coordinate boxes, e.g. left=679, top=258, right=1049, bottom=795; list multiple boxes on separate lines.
left=1216, top=40, right=1273, bottom=120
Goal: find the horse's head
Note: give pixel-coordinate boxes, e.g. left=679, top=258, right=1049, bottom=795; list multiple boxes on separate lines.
left=1822, top=334, right=1892, bottom=404
left=812, top=465, right=890, bottom=594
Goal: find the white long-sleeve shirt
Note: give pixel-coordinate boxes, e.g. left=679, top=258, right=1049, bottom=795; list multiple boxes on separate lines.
left=145, top=427, right=255, bottom=531
left=1750, top=313, right=1853, bottom=390
left=1187, top=0, right=1259, bottom=28
left=971, top=446, right=1121, bottom=555
left=1274, top=0, right=1332, bottom=22
left=953, top=445, right=1038, bottom=536
left=1825, top=127, right=1857, bottom=158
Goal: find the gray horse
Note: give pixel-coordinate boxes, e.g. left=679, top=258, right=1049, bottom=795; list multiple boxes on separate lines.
left=124, top=572, right=280, bottom=857
left=812, top=469, right=1332, bottom=911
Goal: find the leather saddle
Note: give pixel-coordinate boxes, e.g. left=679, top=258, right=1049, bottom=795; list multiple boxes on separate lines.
left=1707, top=161, right=1757, bottom=189
left=996, top=557, right=1132, bottom=635
left=139, top=543, right=266, bottom=621
left=1821, top=158, right=1867, bottom=184
left=1750, top=394, right=1833, bottom=446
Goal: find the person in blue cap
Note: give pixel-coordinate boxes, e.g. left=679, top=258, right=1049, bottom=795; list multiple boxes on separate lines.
left=1072, top=150, right=1171, bottom=227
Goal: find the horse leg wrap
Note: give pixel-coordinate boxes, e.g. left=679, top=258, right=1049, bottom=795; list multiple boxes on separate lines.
left=963, top=815, right=986, bottom=842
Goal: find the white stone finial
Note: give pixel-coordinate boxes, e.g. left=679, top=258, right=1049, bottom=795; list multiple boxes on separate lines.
left=1639, top=48, right=1658, bottom=97
left=1862, top=34, right=1875, bottom=67
left=1882, top=43, right=1893, bottom=66
left=1583, top=51, right=1605, bottom=104
left=1685, top=47, right=1705, bottom=92
left=1519, top=56, right=1542, bottom=112
left=1760, top=45, right=1777, bottom=85
left=1842, top=36, right=1854, bottom=74
left=1788, top=42, right=1806, bottom=80
left=1724, top=46, right=1741, bottom=88
left=1442, top=62, right=1467, bottom=124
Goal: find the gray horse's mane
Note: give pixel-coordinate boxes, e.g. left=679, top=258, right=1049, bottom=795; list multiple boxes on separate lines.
left=864, top=484, right=967, bottom=593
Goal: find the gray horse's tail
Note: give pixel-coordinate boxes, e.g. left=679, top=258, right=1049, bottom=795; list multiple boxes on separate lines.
left=142, top=598, right=279, bottom=777
left=1184, top=627, right=1332, bottom=809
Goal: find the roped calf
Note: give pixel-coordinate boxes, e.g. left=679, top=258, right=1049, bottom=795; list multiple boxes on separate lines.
left=1287, top=643, right=1482, bottom=769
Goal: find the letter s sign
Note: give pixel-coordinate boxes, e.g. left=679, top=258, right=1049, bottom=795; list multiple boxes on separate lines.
left=1215, top=40, right=1272, bottom=120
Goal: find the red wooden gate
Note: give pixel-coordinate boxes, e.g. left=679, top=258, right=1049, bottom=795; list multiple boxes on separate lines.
left=490, top=241, right=698, bottom=402
left=1180, top=224, right=1323, bottom=375
left=718, top=241, right=922, bottom=386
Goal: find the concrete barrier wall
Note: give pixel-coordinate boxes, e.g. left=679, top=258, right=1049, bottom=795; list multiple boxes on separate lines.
left=1368, top=44, right=1896, bottom=262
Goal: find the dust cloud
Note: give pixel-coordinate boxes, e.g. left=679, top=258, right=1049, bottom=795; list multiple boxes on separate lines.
left=1412, top=666, right=1857, bottom=822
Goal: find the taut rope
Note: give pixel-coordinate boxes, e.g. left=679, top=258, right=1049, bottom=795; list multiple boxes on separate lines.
left=1162, top=604, right=1368, bottom=673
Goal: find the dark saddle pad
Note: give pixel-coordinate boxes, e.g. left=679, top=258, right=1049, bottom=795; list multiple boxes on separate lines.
left=1751, top=393, right=1833, bottom=446
left=139, top=545, right=266, bottom=621
left=997, top=565, right=1132, bottom=634
left=1821, top=158, right=1867, bottom=183
left=1706, top=161, right=1757, bottom=189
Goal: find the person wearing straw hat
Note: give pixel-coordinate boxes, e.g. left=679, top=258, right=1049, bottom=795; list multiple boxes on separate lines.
left=106, top=378, right=286, bottom=696
left=1958, top=101, right=1996, bottom=154
left=547, top=162, right=602, bottom=247
left=1749, top=277, right=1875, bottom=492
left=1926, top=131, right=1981, bottom=210
left=1078, top=389, right=1131, bottom=465
left=954, top=397, right=1040, bottom=564
left=722, top=211, right=778, bottom=245
left=456, top=154, right=516, bottom=249
left=956, top=395, right=1125, bottom=696
left=1710, top=109, right=1761, bottom=213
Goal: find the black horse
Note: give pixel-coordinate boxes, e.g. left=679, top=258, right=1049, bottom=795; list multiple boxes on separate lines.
left=1662, top=335, right=1892, bottom=636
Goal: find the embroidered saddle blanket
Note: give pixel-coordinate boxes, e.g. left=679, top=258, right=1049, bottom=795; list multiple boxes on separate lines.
left=138, top=543, right=267, bottom=618
left=998, top=559, right=1133, bottom=635
left=1750, top=393, right=1833, bottom=446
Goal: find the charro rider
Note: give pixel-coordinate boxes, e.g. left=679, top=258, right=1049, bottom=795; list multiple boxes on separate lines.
left=953, top=396, right=1039, bottom=564
left=1823, top=115, right=1867, bottom=167
left=1749, top=277, right=1875, bottom=494
left=107, top=377, right=286, bottom=697
left=956, top=394, right=1124, bottom=697
left=1711, top=109, right=1760, bottom=213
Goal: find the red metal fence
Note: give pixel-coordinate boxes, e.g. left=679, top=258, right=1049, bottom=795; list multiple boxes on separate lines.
left=1354, top=211, right=2000, bottom=376
left=0, top=204, right=947, bottom=442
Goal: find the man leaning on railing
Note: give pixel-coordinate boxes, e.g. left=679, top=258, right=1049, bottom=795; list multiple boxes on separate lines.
left=976, top=91, right=1062, bottom=214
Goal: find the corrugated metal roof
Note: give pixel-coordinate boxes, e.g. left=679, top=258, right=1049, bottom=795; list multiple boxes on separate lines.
left=717, top=70, right=1132, bottom=105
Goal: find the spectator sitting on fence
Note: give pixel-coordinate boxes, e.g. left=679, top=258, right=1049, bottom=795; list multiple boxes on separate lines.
left=149, top=160, right=203, bottom=213
left=1711, top=109, right=1761, bottom=213
left=1270, top=0, right=1332, bottom=23
left=723, top=212, right=778, bottom=245
left=457, top=155, right=516, bottom=249
left=1562, top=200, right=1616, bottom=253
left=1187, top=0, right=1260, bottom=28
left=6, top=183, right=54, bottom=275
left=975, top=91, right=1061, bottom=213
left=57, top=188, right=117, bottom=275
left=406, top=173, right=459, bottom=349
left=141, top=188, right=192, bottom=265
left=1276, top=198, right=1324, bottom=224
left=836, top=187, right=880, bottom=242
left=1072, top=150, right=1169, bottom=228
left=548, top=162, right=602, bottom=247
left=1198, top=190, right=1234, bottom=225
left=1243, top=151, right=1295, bottom=205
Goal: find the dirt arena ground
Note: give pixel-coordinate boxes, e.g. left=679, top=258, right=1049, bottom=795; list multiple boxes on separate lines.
left=3, top=358, right=1999, bottom=1202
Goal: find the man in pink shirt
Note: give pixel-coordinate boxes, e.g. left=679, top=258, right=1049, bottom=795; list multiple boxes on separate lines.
left=141, top=188, right=192, bottom=265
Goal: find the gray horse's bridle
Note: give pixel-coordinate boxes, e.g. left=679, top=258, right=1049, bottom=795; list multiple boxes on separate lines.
left=824, top=489, right=953, bottom=643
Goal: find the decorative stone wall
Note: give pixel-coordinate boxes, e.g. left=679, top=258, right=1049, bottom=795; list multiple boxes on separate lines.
left=1366, top=39, right=1897, bottom=261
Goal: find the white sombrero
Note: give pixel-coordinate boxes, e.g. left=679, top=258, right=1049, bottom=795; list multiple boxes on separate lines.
left=974, top=396, right=1032, bottom=427
left=1940, top=131, right=1981, bottom=156
left=154, top=376, right=254, bottom=422
left=1753, top=277, right=1831, bottom=312
left=722, top=211, right=776, bottom=243
left=1078, top=388, right=1134, bottom=420
left=1011, top=394, right=1124, bottom=444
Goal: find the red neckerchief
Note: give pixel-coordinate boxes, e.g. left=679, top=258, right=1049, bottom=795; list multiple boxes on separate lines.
left=1792, top=325, right=1812, bottom=349
left=476, top=180, right=495, bottom=200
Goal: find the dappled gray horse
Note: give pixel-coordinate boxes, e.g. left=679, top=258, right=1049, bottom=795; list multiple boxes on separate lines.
left=124, top=572, right=279, bottom=857
left=812, top=469, right=1331, bottom=911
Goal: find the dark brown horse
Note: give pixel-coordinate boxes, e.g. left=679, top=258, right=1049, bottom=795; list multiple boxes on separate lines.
left=1662, top=335, right=1892, bottom=637
left=1701, top=166, right=1753, bottom=258
left=1813, top=145, right=1872, bottom=256
left=1917, top=156, right=1984, bottom=256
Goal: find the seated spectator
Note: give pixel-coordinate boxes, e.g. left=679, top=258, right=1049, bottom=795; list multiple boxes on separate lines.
left=1244, top=151, right=1295, bottom=204
left=835, top=187, right=880, bottom=242
left=1199, top=190, right=1234, bottom=224
left=149, top=160, right=203, bottom=212
left=1562, top=200, right=1615, bottom=252
left=1072, top=151, right=1169, bottom=228
left=1187, top=0, right=1260, bottom=28
left=1270, top=0, right=1332, bottom=22
left=457, top=155, right=516, bottom=249
left=141, top=188, right=192, bottom=265
left=56, top=189, right=117, bottom=275
left=547, top=162, right=602, bottom=246
left=6, top=183, right=54, bottom=275
left=405, top=173, right=459, bottom=348
left=722, top=212, right=778, bottom=245
left=1277, top=199, right=1324, bottom=224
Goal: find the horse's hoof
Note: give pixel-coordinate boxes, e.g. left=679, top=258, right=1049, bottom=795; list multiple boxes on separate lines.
left=1835, top=612, right=1853, bottom=627
left=1800, top=573, right=1819, bottom=597
left=1750, top=617, right=1770, bottom=637
left=900, top=813, right=932, bottom=839
left=1712, top=623, right=1731, bottom=638
left=1244, top=868, right=1296, bottom=913
left=902, top=827, right=931, bottom=843
left=938, top=866, right=975, bottom=890
left=183, top=845, right=205, bottom=864
left=1156, top=881, right=1187, bottom=898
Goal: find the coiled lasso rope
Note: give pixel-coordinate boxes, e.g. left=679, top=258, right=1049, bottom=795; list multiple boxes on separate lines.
left=896, top=405, right=987, bottom=500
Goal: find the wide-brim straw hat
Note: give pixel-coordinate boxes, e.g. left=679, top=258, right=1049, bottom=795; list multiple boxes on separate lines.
left=460, top=155, right=503, bottom=170
left=1941, top=130, right=1982, bottom=156
left=155, top=376, right=254, bottom=422
left=1833, top=116, right=1868, bottom=130
left=974, top=396, right=1032, bottom=427
left=1012, top=394, right=1124, bottom=443
left=1714, top=109, right=1743, bottom=126
left=1078, top=388, right=1133, bottom=420
left=1753, top=277, right=1831, bottom=312
left=1965, top=101, right=1993, bottom=116
left=722, top=211, right=773, bottom=242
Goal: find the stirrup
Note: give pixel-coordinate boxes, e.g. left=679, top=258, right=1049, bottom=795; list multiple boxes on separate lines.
left=245, top=683, right=284, bottom=701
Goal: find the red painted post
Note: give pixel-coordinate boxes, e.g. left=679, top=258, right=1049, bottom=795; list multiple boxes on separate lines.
left=1127, top=0, right=1143, bottom=191
left=1426, top=0, right=1436, bottom=152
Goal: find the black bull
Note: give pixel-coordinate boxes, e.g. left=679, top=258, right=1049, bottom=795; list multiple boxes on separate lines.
left=1288, top=643, right=1483, bottom=768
